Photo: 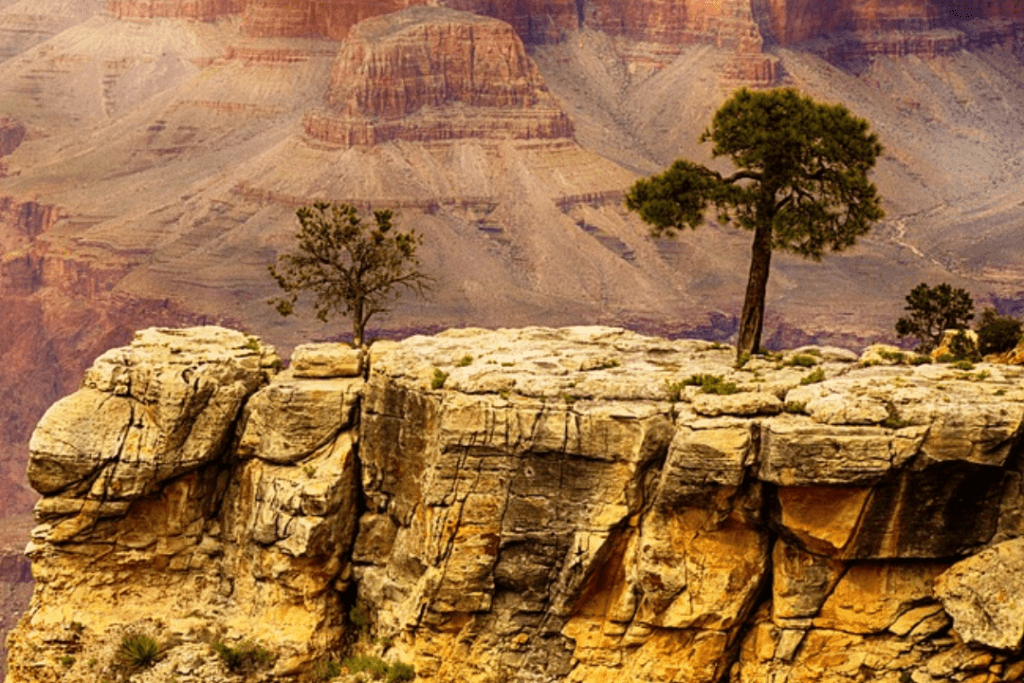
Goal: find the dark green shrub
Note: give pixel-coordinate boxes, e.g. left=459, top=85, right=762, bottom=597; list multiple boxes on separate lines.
left=947, top=330, right=980, bottom=362
left=344, top=654, right=389, bottom=680
left=975, top=307, right=1022, bottom=356
left=895, top=282, right=974, bottom=352
left=387, top=661, right=416, bottom=682
left=213, top=641, right=274, bottom=673
left=431, top=369, right=448, bottom=389
left=456, top=355, right=473, bottom=367
left=685, top=374, right=739, bottom=395
left=878, top=349, right=906, bottom=364
left=117, top=633, right=162, bottom=671
left=800, top=368, right=826, bottom=385
left=787, top=354, right=818, bottom=367
left=313, top=658, right=344, bottom=681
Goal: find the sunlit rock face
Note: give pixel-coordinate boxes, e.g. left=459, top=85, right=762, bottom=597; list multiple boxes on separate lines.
left=303, top=7, right=574, bottom=147
left=7, top=326, right=1024, bottom=683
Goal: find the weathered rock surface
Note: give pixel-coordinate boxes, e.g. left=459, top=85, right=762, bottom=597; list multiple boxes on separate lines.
left=5, top=327, right=361, bottom=683
left=10, top=325, right=1024, bottom=683
left=305, top=7, right=573, bottom=146
left=935, top=538, right=1024, bottom=650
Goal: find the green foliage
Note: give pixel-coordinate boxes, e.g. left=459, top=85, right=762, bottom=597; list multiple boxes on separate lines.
left=117, top=633, right=163, bottom=671
left=975, top=306, right=1022, bottom=356
left=212, top=641, right=274, bottom=673
left=800, top=368, right=826, bottom=385
left=952, top=360, right=975, bottom=371
left=627, top=88, right=884, bottom=358
left=340, top=655, right=415, bottom=682
left=343, top=654, right=390, bottom=680
left=303, top=465, right=317, bottom=478
left=895, top=282, right=974, bottom=353
left=788, top=354, right=818, bottom=367
left=313, top=658, right=344, bottom=681
left=883, top=415, right=912, bottom=429
left=882, top=402, right=911, bottom=429
left=935, top=353, right=954, bottom=364
left=456, top=355, right=473, bottom=367
left=686, top=374, right=739, bottom=395
left=664, top=380, right=687, bottom=401
left=948, top=330, right=980, bottom=362
left=431, top=369, right=448, bottom=390
left=245, top=336, right=260, bottom=351
left=60, top=655, right=75, bottom=667
left=387, top=661, right=416, bottom=682
left=784, top=402, right=807, bottom=414
left=909, top=354, right=932, bottom=366
left=878, top=349, right=906, bottom=364
left=268, top=202, right=430, bottom=346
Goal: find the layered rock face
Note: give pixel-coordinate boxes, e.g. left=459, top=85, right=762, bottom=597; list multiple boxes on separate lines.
left=109, top=0, right=246, bottom=21
left=7, top=326, right=1024, bottom=683
left=760, top=0, right=1024, bottom=64
left=304, top=7, right=573, bottom=146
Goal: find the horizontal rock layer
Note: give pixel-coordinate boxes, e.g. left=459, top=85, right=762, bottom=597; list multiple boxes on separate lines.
left=309, top=7, right=574, bottom=145
left=105, top=0, right=1024, bottom=58
left=6, top=326, right=1024, bottom=683
left=109, top=0, right=246, bottom=21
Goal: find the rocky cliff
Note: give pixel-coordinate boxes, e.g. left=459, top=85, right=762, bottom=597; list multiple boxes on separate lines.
left=6, top=326, right=1024, bottom=683
left=305, top=7, right=573, bottom=146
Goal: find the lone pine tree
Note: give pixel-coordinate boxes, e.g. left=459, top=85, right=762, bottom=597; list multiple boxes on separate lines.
left=626, top=88, right=885, bottom=360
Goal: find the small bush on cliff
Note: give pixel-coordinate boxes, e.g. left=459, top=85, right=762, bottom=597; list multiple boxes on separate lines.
left=685, top=374, right=739, bottom=395
left=269, top=202, right=431, bottom=347
left=313, top=658, right=344, bottom=681
left=387, top=661, right=416, bottom=682
left=800, top=368, right=826, bottom=385
left=975, top=306, right=1022, bottom=356
left=895, top=282, right=974, bottom=353
left=116, top=632, right=163, bottom=671
left=343, top=654, right=389, bottom=679
left=213, top=640, right=274, bottom=673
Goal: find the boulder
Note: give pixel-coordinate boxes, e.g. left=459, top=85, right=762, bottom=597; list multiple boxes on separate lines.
left=935, top=538, right=1024, bottom=650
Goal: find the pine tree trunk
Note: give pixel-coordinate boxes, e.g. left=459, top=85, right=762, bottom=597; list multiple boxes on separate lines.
left=736, top=221, right=773, bottom=360
left=353, top=300, right=365, bottom=347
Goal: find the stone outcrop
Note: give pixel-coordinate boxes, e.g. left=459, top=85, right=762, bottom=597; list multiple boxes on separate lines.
left=304, top=7, right=573, bottom=147
left=6, top=326, right=1024, bottom=683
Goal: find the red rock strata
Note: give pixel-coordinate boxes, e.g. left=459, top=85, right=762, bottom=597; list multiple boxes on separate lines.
left=108, top=0, right=245, bottom=21
left=762, top=0, right=1024, bottom=45
left=305, top=6, right=572, bottom=146
left=240, top=0, right=409, bottom=39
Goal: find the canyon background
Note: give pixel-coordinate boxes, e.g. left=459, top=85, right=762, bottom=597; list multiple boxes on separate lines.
left=1, top=0, right=1024, bottom=677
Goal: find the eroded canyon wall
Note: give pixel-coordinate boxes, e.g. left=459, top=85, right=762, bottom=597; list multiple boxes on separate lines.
left=5, top=326, right=1024, bottom=683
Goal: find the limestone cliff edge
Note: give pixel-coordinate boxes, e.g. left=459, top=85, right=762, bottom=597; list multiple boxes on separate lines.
left=5, top=326, right=1024, bottom=683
